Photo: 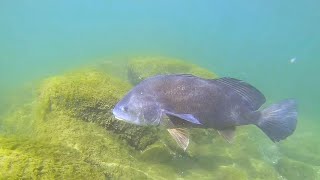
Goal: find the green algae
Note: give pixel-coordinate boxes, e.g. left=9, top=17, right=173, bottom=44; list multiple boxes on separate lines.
left=36, top=69, right=129, bottom=121
left=0, top=114, right=168, bottom=179
left=276, top=157, right=318, bottom=180
left=1, top=88, right=170, bottom=179
left=185, top=126, right=284, bottom=179
left=36, top=70, right=159, bottom=150
left=0, top=135, right=105, bottom=179
left=212, top=165, right=248, bottom=180
left=127, top=56, right=217, bottom=85
left=32, top=111, right=166, bottom=179
left=248, top=158, right=280, bottom=180
left=139, top=142, right=173, bottom=163
left=279, top=134, right=320, bottom=166
left=2, top=103, right=38, bottom=138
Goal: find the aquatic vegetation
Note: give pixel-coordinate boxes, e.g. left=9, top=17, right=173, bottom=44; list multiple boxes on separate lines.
left=212, top=165, right=248, bottom=180
left=1, top=104, right=34, bottom=136
left=32, top=111, right=170, bottom=179
left=0, top=85, right=36, bottom=134
left=186, top=127, right=282, bottom=179
left=0, top=112, right=174, bottom=179
left=279, top=134, right=320, bottom=166
left=36, top=70, right=159, bottom=150
left=0, top=135, right=105, bottom=179
left=276, top=157, right=318, bottom=180
left=127, top=56, right=217, bottom=85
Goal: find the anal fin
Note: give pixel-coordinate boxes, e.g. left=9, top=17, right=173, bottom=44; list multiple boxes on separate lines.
left=167, top=128, right=190, bottom=151
left=218, top=127, right=236, bottom=143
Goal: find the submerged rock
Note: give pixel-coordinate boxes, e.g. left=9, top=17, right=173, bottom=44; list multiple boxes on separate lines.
left=212, top=165, right=248, bottom=180
left=276, top=157, right=317, bottom=180
left=0, top=112, right=177, bottom=179
left=36, top=70, right=159, bottom=150
left=127, top=56, right=217, bottom=85
left=139, top=142, right=173, bottom=163
left=248, top=158, right=280, bottom=180
left=279, top=134, right=320, bottom=166
left=0, top=136, right=105, bottom=179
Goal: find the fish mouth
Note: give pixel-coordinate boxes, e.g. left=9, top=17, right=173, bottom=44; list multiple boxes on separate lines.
left=112, top=108, right=126, bottom=121
left=114, top=115, right=125, bottom=121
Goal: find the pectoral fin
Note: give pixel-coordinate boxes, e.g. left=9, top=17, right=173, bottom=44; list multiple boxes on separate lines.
left=163, top=110, right=201, bottom=125
left=218, top=127, right=236, bottom=143
left=167, top=128, right=190, bottom=151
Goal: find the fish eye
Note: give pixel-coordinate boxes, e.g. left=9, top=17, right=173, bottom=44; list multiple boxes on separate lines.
left=122, top=106, right=128, bottom=112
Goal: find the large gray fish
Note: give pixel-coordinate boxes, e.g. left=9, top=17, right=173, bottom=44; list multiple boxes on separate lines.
left=113, top=74, right=298, bottom=150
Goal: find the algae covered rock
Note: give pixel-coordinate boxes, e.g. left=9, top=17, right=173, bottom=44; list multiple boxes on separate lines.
left=36, top=70, right=130, bottom=122
left=248, top=158, right=280, bottom=180
left=32, top=111, right=164, bottom=179
left=212, top=165, right=248, bottom=180
left=139, top=142, right=173, bottom=163
left=278, top=134, right=320, bottom=166
left=127, top=56, right=217, bottom=85
left=36, top=70, right=159, bottom=150
left=0, top=136, right=105, bottom=179
left=1, top=103, right=35, bottom=136
left=276, top=157, right=317, bottom=180
left=0, top=113, right=170, bottom=179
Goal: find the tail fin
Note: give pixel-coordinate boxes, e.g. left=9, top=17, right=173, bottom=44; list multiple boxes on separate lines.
left=256, top=99, right=298, bottom=142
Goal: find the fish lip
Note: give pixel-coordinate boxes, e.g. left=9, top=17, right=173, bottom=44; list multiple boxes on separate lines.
left=114, top=115, right=125, bottom=121
left=112, top=108, right=125, bottom=121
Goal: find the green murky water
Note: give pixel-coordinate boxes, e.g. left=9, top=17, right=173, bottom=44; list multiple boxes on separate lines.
left=0, top=1, right=319, bottom=179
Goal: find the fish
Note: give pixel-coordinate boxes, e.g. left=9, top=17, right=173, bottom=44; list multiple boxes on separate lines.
left=112, top=74, right=298, bottom=150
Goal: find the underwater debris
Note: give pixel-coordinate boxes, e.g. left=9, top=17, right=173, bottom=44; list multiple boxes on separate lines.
left=289, top=57, right=296, bottom=63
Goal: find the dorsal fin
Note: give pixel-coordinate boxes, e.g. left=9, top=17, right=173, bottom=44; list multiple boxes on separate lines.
left=214, top=77, right=266, bottom=110
left=173, top=74, right=197, bottom=78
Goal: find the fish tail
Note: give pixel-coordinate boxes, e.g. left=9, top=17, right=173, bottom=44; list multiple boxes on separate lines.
left=256, top=99, right=298, bottom=142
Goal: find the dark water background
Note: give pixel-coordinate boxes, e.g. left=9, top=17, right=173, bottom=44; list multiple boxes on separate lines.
left=0, top=1, right=319, bottom=178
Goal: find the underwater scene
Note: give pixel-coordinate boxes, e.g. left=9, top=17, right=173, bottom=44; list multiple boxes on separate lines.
left=0, top=1, right=319, bottom=179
